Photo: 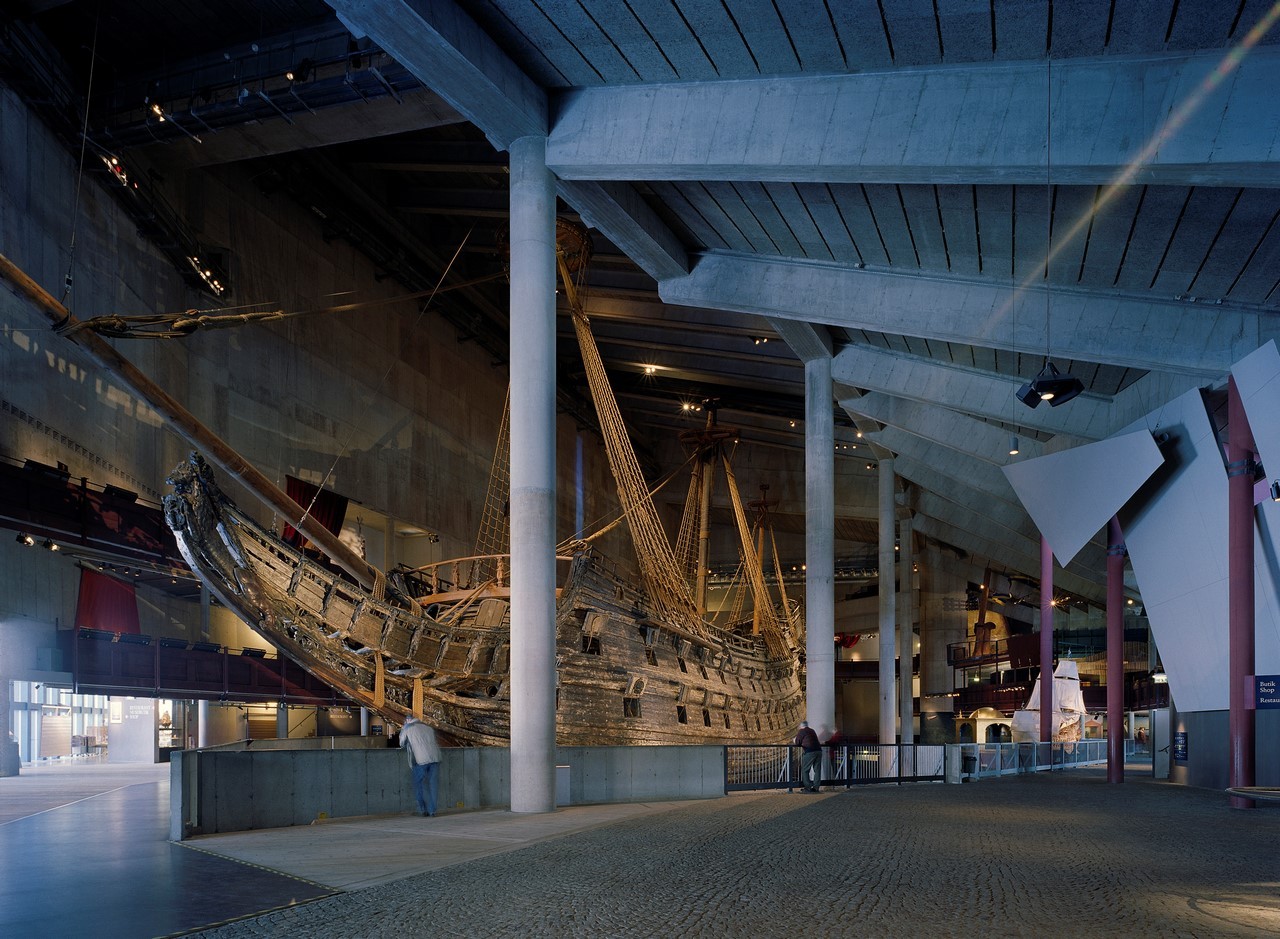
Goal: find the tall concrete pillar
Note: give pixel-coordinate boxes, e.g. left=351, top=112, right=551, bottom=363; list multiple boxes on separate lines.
left=804, top=355, right=835, bottom=736
left=1040, top=536, right=1054, bottom=743
left=1227, top=377, right=1256, bottom=809
left=917, top=546, right=967, bottom=744
left=1106, top=517, right=1125, bottom=783
left=878, top=458, right=896, bottom=744
left=507, top=135, right=558, bottom=814
left=199, top=583, right=211, bottom=642
left=898, top=514, right=914, bottom=745
left=574, top=433, right=585, bottom=539
left=196, top=699, right=209, bottom=748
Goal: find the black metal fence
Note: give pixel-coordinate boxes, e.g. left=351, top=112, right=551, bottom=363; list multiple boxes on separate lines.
left=724, top=743, right=947, bottom=791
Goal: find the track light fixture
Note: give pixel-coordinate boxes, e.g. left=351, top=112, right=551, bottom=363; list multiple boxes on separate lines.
left=1016, top=361, right=1084, bottom=409
left=1271, top=480, right=1280, bottom=502
left=16, top=532, right=34, bottom=546
left=41, top=538, right=59, bottom=551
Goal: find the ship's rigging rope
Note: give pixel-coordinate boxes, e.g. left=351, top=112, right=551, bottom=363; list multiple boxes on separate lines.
left=560, top=256, right=703, bottom=632
left=673, top=466, right=703, bottom=584
left=722, top=458, right=788, bottom=655
left=472, top=387, right=512, bottom=583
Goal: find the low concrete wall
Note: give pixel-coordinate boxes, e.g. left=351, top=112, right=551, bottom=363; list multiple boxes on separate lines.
left=170, top=742, right=724, bottom=839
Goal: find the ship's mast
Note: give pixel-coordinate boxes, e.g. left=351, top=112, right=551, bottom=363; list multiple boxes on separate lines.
left=0, top=252, right=385, bottom=595
left=678, top=403, right=735, bottom=616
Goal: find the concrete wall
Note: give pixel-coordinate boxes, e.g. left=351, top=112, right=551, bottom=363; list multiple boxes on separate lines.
left=0, top=80, right=630, bottom=654
left=1171, top=709, right=1280, bottom=791
left=170, top=744, right=724, bottom=839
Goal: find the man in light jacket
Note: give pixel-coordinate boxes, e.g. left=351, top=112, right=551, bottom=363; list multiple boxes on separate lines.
left=401, top=715, right=442, bottom=817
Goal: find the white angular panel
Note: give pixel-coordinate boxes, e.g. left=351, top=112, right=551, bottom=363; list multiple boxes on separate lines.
left=1002, top=430, right=1164, bottom=566
left=1117, top=389, right=1231, bottom=712
left=1117, top=385, right=1280, bottom=714
left=1232, top=340, right=1280, bottom=484
left=1253, top=502, right=1280, bottom=678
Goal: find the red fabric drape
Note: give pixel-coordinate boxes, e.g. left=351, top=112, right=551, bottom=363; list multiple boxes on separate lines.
left=75, top=567, right=141, bottom=634
left=281, top=475, right=349, bottom=549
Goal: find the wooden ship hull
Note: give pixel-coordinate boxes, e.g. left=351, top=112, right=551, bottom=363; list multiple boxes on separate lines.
left=1, top=239, right=805, bottom=750
left=165, top=454, right=804, bottom=746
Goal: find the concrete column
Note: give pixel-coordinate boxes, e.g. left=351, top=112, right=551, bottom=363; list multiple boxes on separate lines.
left=804, top=355, right=835, bottom=736
left=574, top=433, right=585, bottom=539
left=917, top=547, right=967, bottom=744
left=898, top=514, right=914, bottom=745
left=196, top=699, right=209, bottom=748
left=508, top=134, right=558, bottom=814
left=1040, top=535, right=1054, bottom=743
left=199, top=583, right=211, bottom=642
left=1106, top=517, right=1125, bottom=783
left=385, top=516, right=397, bottom=572
left=878, top=458, right=896, bottom=744
left=1227, top=377, right=1256, bottom=809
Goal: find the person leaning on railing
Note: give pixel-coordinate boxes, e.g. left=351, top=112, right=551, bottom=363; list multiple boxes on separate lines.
left=794, top=721, right=822, bottom=793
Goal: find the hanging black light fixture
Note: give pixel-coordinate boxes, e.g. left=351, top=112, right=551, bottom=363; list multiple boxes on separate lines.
left=1017, top=361, right=1084, bottom=409
left=1014, top=57, right=1088, bottom=413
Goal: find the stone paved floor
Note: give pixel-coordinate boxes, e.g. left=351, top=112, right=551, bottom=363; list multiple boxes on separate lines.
left=188, top=770, right=1280, bottom=938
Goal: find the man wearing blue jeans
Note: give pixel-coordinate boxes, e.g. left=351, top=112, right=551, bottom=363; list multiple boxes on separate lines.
left=401, top=715, right=442, bottom=816
left=795, top=720, right=822, bottom=792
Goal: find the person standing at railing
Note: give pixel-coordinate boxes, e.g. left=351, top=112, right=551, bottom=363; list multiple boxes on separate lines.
left=795, top=721, right=822, bottom=792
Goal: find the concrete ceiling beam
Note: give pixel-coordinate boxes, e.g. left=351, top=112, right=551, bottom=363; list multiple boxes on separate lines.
left=548, top=48, right=1280, bottom=187
left=662, top=253, right=1273, bottom=379
left=835, top=345, right=1101, bottom=440
left=326, top=0, right=689, bottom=282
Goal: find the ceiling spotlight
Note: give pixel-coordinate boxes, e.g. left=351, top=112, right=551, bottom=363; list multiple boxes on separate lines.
left=1009, top=435, right=1020, bottom=455
left=1015, top=382, right=1042, bottom=409
left=855, top=430, right=862, bottom=438
left=642, top=364, right=657, bottom=376
left=1017, top=361, right=1084, bottom=409
left=788, top=420, right=796, bottom=428
left=865, top=463, right=873, bottom=470
left=41, top=539, right=59, bottom=551
left=16, top=532, right=34, bottom=546
left=1271, top=480, right=1280, bottom=502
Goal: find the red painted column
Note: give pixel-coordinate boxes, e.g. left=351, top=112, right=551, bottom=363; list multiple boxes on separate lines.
left=1107, top=516, right=1125, bottom=784
left=1227, top=377, right=1256, bottom=809
left=1040, top=535, right=1054, bottom=743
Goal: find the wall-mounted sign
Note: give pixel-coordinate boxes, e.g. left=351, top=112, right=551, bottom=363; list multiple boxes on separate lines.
left=1173, top=731, right=1188, bottom=762
left=1257, top=675, right=1280, bottom=709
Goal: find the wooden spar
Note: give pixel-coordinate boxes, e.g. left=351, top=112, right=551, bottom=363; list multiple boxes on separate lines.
left=0, top=252, right=382, bottom=593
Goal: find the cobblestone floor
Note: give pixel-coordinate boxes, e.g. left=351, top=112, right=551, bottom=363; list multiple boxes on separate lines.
left=188, top=771, right=1280, bottom=938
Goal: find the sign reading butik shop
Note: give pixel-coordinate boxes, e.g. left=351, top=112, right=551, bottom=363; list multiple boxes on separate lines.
left=1258, top=675, right=1280, bottom=709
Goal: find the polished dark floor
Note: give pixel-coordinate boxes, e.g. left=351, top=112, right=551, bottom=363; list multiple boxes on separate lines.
left=0, top=761, right=334, bottom=939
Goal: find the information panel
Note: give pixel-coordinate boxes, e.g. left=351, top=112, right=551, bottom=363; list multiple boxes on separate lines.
left=1258, top=675, right=1280, bottom=709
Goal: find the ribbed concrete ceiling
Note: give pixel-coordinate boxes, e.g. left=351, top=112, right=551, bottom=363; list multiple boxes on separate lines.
left=5, top=0, right=1278, bottom=602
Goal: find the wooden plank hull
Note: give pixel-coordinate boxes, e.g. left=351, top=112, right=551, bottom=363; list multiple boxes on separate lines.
left=164, top=454, right=804, bottom=745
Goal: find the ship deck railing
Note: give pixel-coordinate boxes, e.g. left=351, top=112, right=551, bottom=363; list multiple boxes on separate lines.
left=397, top=553, right=578, bottom=597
